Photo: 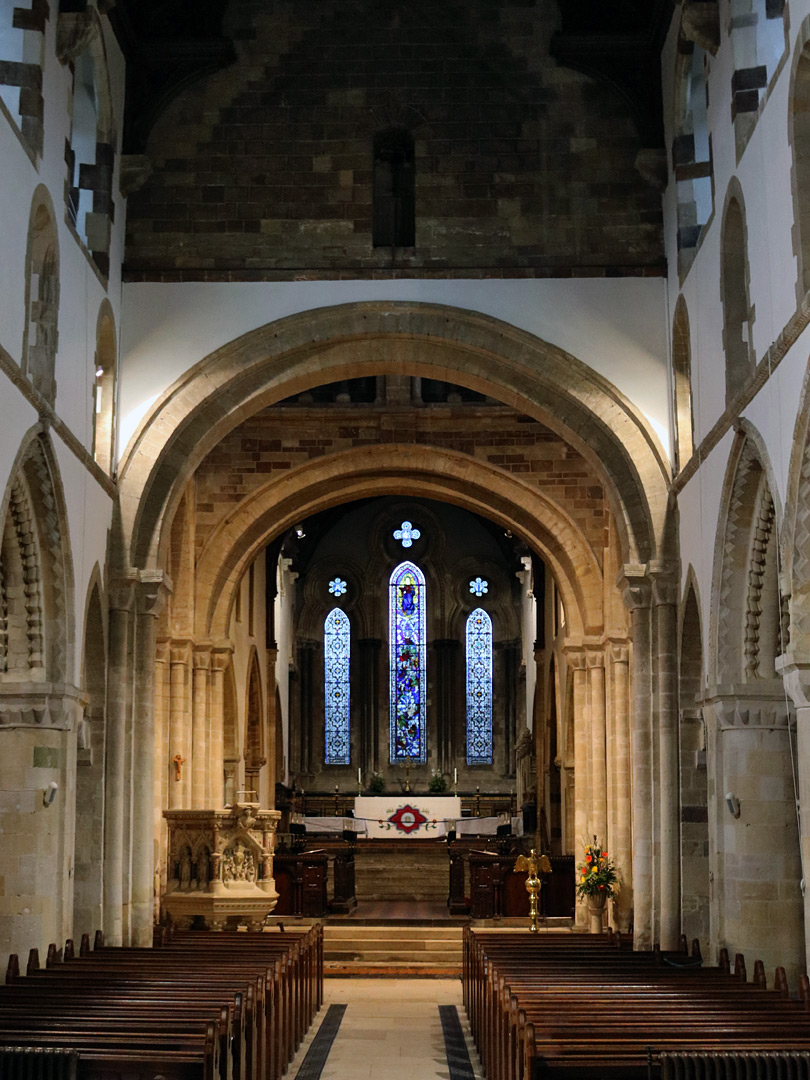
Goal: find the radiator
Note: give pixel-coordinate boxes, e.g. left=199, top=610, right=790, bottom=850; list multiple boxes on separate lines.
left=659, top=1052, right=810, bottom=1080
left=0, top=1047, right=78, bottom=1080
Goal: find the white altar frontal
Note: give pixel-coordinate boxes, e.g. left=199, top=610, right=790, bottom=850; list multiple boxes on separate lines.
left=353, top=795, right=462, bottom=837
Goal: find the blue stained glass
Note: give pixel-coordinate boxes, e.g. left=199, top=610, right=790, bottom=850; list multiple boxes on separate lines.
left=394, top=521, right=421, bottom=548
left=325, top=607, right=350, bottom=765
left=389, top=560, right=427, bottom=762
left=466, top=607, right=493, bottom=765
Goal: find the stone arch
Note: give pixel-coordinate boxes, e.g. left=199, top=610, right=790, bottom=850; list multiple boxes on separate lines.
left=93, top=301, right=116, bottom=475
left=22, top=186, right=60, bottom=406
left=672, top=28, right=714, bottom=279
left=789, top=13, right=810, bottom=305
left=710, top=426, right=783, bottom=685
left=118, top=303, right=669, bottom=578
left=720, top=180, right=755, bottom=406
left=193, top=445, right=604, bottom=644
left=672, top=294, right=694, bottom=471
left=0, top=427, right=74, bottom=690
left=679, top=568, right=709, bottom=948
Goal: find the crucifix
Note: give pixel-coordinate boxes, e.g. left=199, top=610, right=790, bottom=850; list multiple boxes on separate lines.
left=172, top=754, right=185, bottom=781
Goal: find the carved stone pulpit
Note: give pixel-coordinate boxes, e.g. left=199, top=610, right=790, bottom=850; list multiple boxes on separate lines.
left=162, top=802, right=281, bottom=930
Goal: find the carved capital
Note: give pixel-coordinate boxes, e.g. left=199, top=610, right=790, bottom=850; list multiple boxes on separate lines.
left=211, top=641, right=234, bottom=673
left=776, top=654, right=810, bottom=710
left=56, top=11, right=99, bottom=65
left=617, top=565, right=651, bottom=613
left=649, top=565, right=678, bottom=608
left=703, top=683, right=790, bottom=729
left=155, top=637, right=170, bottom=664
left=137, top=570, right=171, bottom=618
left=609, top=639, right=631, bottom=665
left=682, top=0, right=720, bottom=55
left=108, top=574, right=137, bottom=613
left=170, top=639, right=192, bottom=667
left=193, top=643, right=213, bottom=671
left=586, top=647, right=605, bottom=670
left=565, top=643, right=587, bottom=670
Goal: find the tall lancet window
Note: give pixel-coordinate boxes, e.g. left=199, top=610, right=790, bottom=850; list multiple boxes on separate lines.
left=389, top=560, right=426, bottom=762
left=466, top=608, right=493, bottom=765
left=324, top=607, right=351, bottom=765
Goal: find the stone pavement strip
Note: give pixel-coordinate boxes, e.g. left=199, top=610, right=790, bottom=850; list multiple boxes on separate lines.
left=289, top=978, right=484, bottom=1080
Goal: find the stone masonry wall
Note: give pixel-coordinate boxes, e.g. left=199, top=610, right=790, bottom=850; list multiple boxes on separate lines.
left=193, top=404, right=607, bottom=561
left=124, top=0, right=663, bottom=279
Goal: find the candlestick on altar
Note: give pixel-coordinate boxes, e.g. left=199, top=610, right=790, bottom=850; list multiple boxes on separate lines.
left=453, top=767, right=458, bottom=795
left=398, top=754, right=413, bottom=793
left=357, top=768, right=362, bottom=795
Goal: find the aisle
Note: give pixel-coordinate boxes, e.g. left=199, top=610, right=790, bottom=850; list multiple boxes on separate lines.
left=288, top=978, right=484, bottom=1080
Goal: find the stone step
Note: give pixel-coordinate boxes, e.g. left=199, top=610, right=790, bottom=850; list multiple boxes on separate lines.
left=324, top=925, right=463, bottom=939
left=326, top=948, right=462, bottom=962
left=322, top=920, right=463, bottom=968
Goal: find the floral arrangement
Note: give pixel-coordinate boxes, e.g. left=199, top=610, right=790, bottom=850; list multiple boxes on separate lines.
left=428, top=770, right=448, bottom=794
left=367, top=772, right=385, bottom=794
left=575, top=837, right=618, bottom=899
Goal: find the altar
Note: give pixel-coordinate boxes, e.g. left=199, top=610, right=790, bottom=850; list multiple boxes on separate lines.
left=353, top=795, right=462, bottom=838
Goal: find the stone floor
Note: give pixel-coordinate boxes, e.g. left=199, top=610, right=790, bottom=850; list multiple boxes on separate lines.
left=287, top=978, right=484, bottom=1080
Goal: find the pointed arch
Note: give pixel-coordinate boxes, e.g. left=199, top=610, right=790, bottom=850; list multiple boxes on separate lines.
left=22, top=187, right=60, bottom=407
left=672, top=295, right=694, bottom=471
left=389, top=559, right=426, bottom=763
left=223, top=660, right=239, bottom=804
left=720, top=181, right=754, bottom=404
left=324, top=607, right=351, bottom=765
left=466, top=607, right=493, bottom=765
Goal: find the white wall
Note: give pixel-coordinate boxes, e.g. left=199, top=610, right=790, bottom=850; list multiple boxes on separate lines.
left=118, top=277, right=671, bottom=455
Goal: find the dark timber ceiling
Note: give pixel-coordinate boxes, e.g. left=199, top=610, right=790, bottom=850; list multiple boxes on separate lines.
left=108, top=0, right=674, bottom=154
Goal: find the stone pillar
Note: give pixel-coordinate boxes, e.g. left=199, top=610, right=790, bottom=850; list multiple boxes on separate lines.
left=104, top=577, right=135, bottom=946
left=587, top=648, right=607, bottom=844
left=705, top=682, right=804, bottom=988
left=153, top=638, right=170, bottom=915
left=609, top=640, right=633, bottom=932
left=359, top=638, right=382, bottom=774
left=131, top=573, right=169, bottom=947
left=620, top=569, right=653, bottom=950
left=265, top=645, right=278, bottom=805
left=297, top=640, right=316, bottom=776
left=567, top=645, right=588, bottom=929
left=433, top=639, right=458, bottom=775
left=209, top=645, right=231, bottom=808
left=192, top=645, right=211, bottom=809
left=502, top=641, right=520, bottom=779
left=169, top=641, right=192, bottom=809
left=651, top=566, right=680, bottom=950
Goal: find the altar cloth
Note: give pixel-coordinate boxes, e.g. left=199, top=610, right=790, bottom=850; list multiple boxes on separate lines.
left=354, top=795, right=462, bottom=837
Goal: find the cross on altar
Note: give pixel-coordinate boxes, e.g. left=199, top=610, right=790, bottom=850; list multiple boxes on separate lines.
left=399, top=754, right=414, bottom=792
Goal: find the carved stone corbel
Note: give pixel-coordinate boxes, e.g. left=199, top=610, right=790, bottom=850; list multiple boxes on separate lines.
left=681, top=1, right=720, bottom=56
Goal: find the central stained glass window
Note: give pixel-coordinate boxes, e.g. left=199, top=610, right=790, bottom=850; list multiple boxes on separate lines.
left=466, top=607, right=493, bottom=764
left=389, top=560, right=427, bottom=762
left=324, top=607, right=350, bottom=765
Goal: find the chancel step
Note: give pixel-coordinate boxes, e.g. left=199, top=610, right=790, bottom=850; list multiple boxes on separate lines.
left=323, top=922, right=464, bottom=974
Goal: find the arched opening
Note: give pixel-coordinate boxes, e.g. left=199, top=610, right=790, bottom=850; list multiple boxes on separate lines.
left=672, top=295, right=694, bottom=471
left=74, top=578, right=106, bottom=938
left=223, top=662, right=238, bottom=805
left=373, top=128, right=415, bottom=249
left=93, top=305, right=116, bottom=475
left=721, top=192, right=753, bottom=404
left=244, top=650, right=264, bottom=799
left=673, top=39, right=713, bottom=278
left=0, top=0, right=44, bottom=154
left=23, top=192, right=60, bottom=406
left=679, top=580, right=709, bottom=948
left=730, top=0, right=787, bottom=147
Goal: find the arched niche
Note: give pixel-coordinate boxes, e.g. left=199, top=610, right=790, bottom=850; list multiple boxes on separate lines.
left=720, top=184, right=754, bottom=406
left=93, top=302, right=116, bottom=475
left=22, top=188, right=60, bottom=407
left=672, top=295, right=694, bottom=471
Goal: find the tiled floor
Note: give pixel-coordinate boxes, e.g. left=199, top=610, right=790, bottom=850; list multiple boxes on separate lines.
left=288, top=978, right=485, bottom=1080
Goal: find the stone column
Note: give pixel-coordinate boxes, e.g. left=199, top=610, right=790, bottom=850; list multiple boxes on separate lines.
left=359, top=638, right=382, bottom=774
left=192, top=645, right=211, bottom=809
left=609, top=640, right=633, bottom=931
left=153, top=638, right=170, bottom=914
left=169, top=640, right=192, bottom=809
left=209, top=645, right=232, bottom=808
left=104, top=576, right=136, bottom=946
left=587, top=647, right=607, bottom=844
left=297, top=640, right=316, bottom=776
left=265, top=645, right=278, bottom=804
left=620, top=568, right=653, bottom=950
left=567, top=645, right=588, bottom=929
left=131, top=572, right=169, bottom=947
left=650, top=566, right=681, bottom=950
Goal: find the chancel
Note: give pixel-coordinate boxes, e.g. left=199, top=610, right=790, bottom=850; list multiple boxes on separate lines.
left=4, top=0, right=810, bottom=1074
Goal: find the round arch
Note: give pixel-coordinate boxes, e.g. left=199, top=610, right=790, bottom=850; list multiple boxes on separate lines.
left=192, top=443, right=605, bottom=643
left=117, top=302, right=670, bottom=575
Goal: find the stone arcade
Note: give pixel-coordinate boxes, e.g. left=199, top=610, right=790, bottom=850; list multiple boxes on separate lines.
left=1, top=0, right=810, bottom=998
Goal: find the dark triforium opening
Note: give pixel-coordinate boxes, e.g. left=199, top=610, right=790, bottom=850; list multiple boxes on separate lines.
left=373, top=129, right=415, bottom=249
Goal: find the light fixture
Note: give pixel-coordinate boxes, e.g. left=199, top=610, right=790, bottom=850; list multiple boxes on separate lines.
left=43, top=781, right=58, bottom=807
left=724, top=792, right=740, bottom=818
left=95, top=366, right=104, bottom=378
left=294, top=524, right=306, bottom=539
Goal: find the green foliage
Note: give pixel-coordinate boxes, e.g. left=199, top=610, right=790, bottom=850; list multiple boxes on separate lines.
left=428, top=771, right=448, bottom=794
left=575, top=838, right=619, bottom=899
left=368, top=772, right=385, bottom=794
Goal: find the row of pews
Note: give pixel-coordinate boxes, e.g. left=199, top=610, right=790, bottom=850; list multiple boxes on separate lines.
left=0, top=925, right=323, bottom=1080
left=464, top=928, right=810, bottom=1080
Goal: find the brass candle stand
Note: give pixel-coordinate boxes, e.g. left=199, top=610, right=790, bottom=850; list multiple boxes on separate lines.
left=514, top=849, right=552, bottom=933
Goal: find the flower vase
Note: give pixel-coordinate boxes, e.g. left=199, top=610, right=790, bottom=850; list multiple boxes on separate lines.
left=587, top=891, right=607, bottom=934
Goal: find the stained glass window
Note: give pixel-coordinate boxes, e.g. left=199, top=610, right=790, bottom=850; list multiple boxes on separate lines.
left=324, top=607, right=350, bottom=765
left=466, top=607, right=493, bottom=764
left=389, top=560, right=427, bottom=762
